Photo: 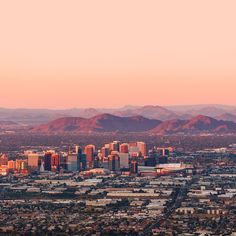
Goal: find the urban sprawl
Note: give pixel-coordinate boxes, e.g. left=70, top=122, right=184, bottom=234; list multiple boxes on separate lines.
left=0, top=141, right=236, bottom=235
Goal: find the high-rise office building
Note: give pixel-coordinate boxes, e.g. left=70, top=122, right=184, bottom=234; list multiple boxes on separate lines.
left=119, top=153, right=130, bottom=169
left=110, top=141, right=120, bottom=152
left=67, top=154, right=78, bottom=172
left=59, top=154, right=67, bottom=170
left=0, top=154, right=8, bottom=165
left=84, top=145, right=95, bottom=168
left=7, top=160, right=15, bottom=170
left=137, top=142, right=147, bottom=157
left=75, top=145, right=80, bottom=154
left=76, top=146, right=83, bottom=172
left=80, top=154, right=87, bottom=171
left=108, top=154, right=120, bottom=172
left=51, top=153, right=60, bottom=171
left=44, top=153, right=52, bottom=171
left=28, top=153, right=39, bottom=172
left=120, top=143, right=129, bottom=153
left=101, top=147, right=110, bottom=158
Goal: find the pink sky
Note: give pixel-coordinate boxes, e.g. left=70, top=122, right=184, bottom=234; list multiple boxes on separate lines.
left=0, top=0, right=236, bottom=108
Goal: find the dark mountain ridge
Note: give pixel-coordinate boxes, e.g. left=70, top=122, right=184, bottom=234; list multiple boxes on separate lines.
left=150, top=115, right=236, bottom=134
left=31, top=114, right=161, bottom=133
left=31, top=114, right=236, bottom=134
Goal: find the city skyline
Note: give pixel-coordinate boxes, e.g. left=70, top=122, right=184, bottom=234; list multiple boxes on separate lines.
left=1, top=0, right=236, bottom=108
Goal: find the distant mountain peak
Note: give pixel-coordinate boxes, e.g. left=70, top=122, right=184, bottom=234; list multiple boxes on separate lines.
left=189, top=115, right=215, bottom=122
left=114, top=105, right=177, bottom=120
left=149, top=115, right=236, bottom=134
left=31, top=113, right=161, bottom=134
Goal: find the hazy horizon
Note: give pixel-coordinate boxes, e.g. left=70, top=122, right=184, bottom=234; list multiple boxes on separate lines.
left=0, top=103, right=236, bottom=110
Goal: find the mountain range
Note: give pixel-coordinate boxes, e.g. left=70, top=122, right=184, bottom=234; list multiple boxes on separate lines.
left=1, top=104, right=236, bottom=135
left=31, top=114, right=236, bottom=135
left=31, top=114, right=161, bottom=133
left=1, top=104, right=236, bottom=125
left=113, top=105, right=177, bottom=120
left=149, top=115, right=236, bottom=135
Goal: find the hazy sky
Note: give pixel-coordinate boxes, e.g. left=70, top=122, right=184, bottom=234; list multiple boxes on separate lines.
left=0, top=0, right=236, bottom=109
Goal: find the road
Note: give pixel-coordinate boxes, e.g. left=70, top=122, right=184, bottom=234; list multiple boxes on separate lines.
left=141, top=174, right=203, bottom=236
